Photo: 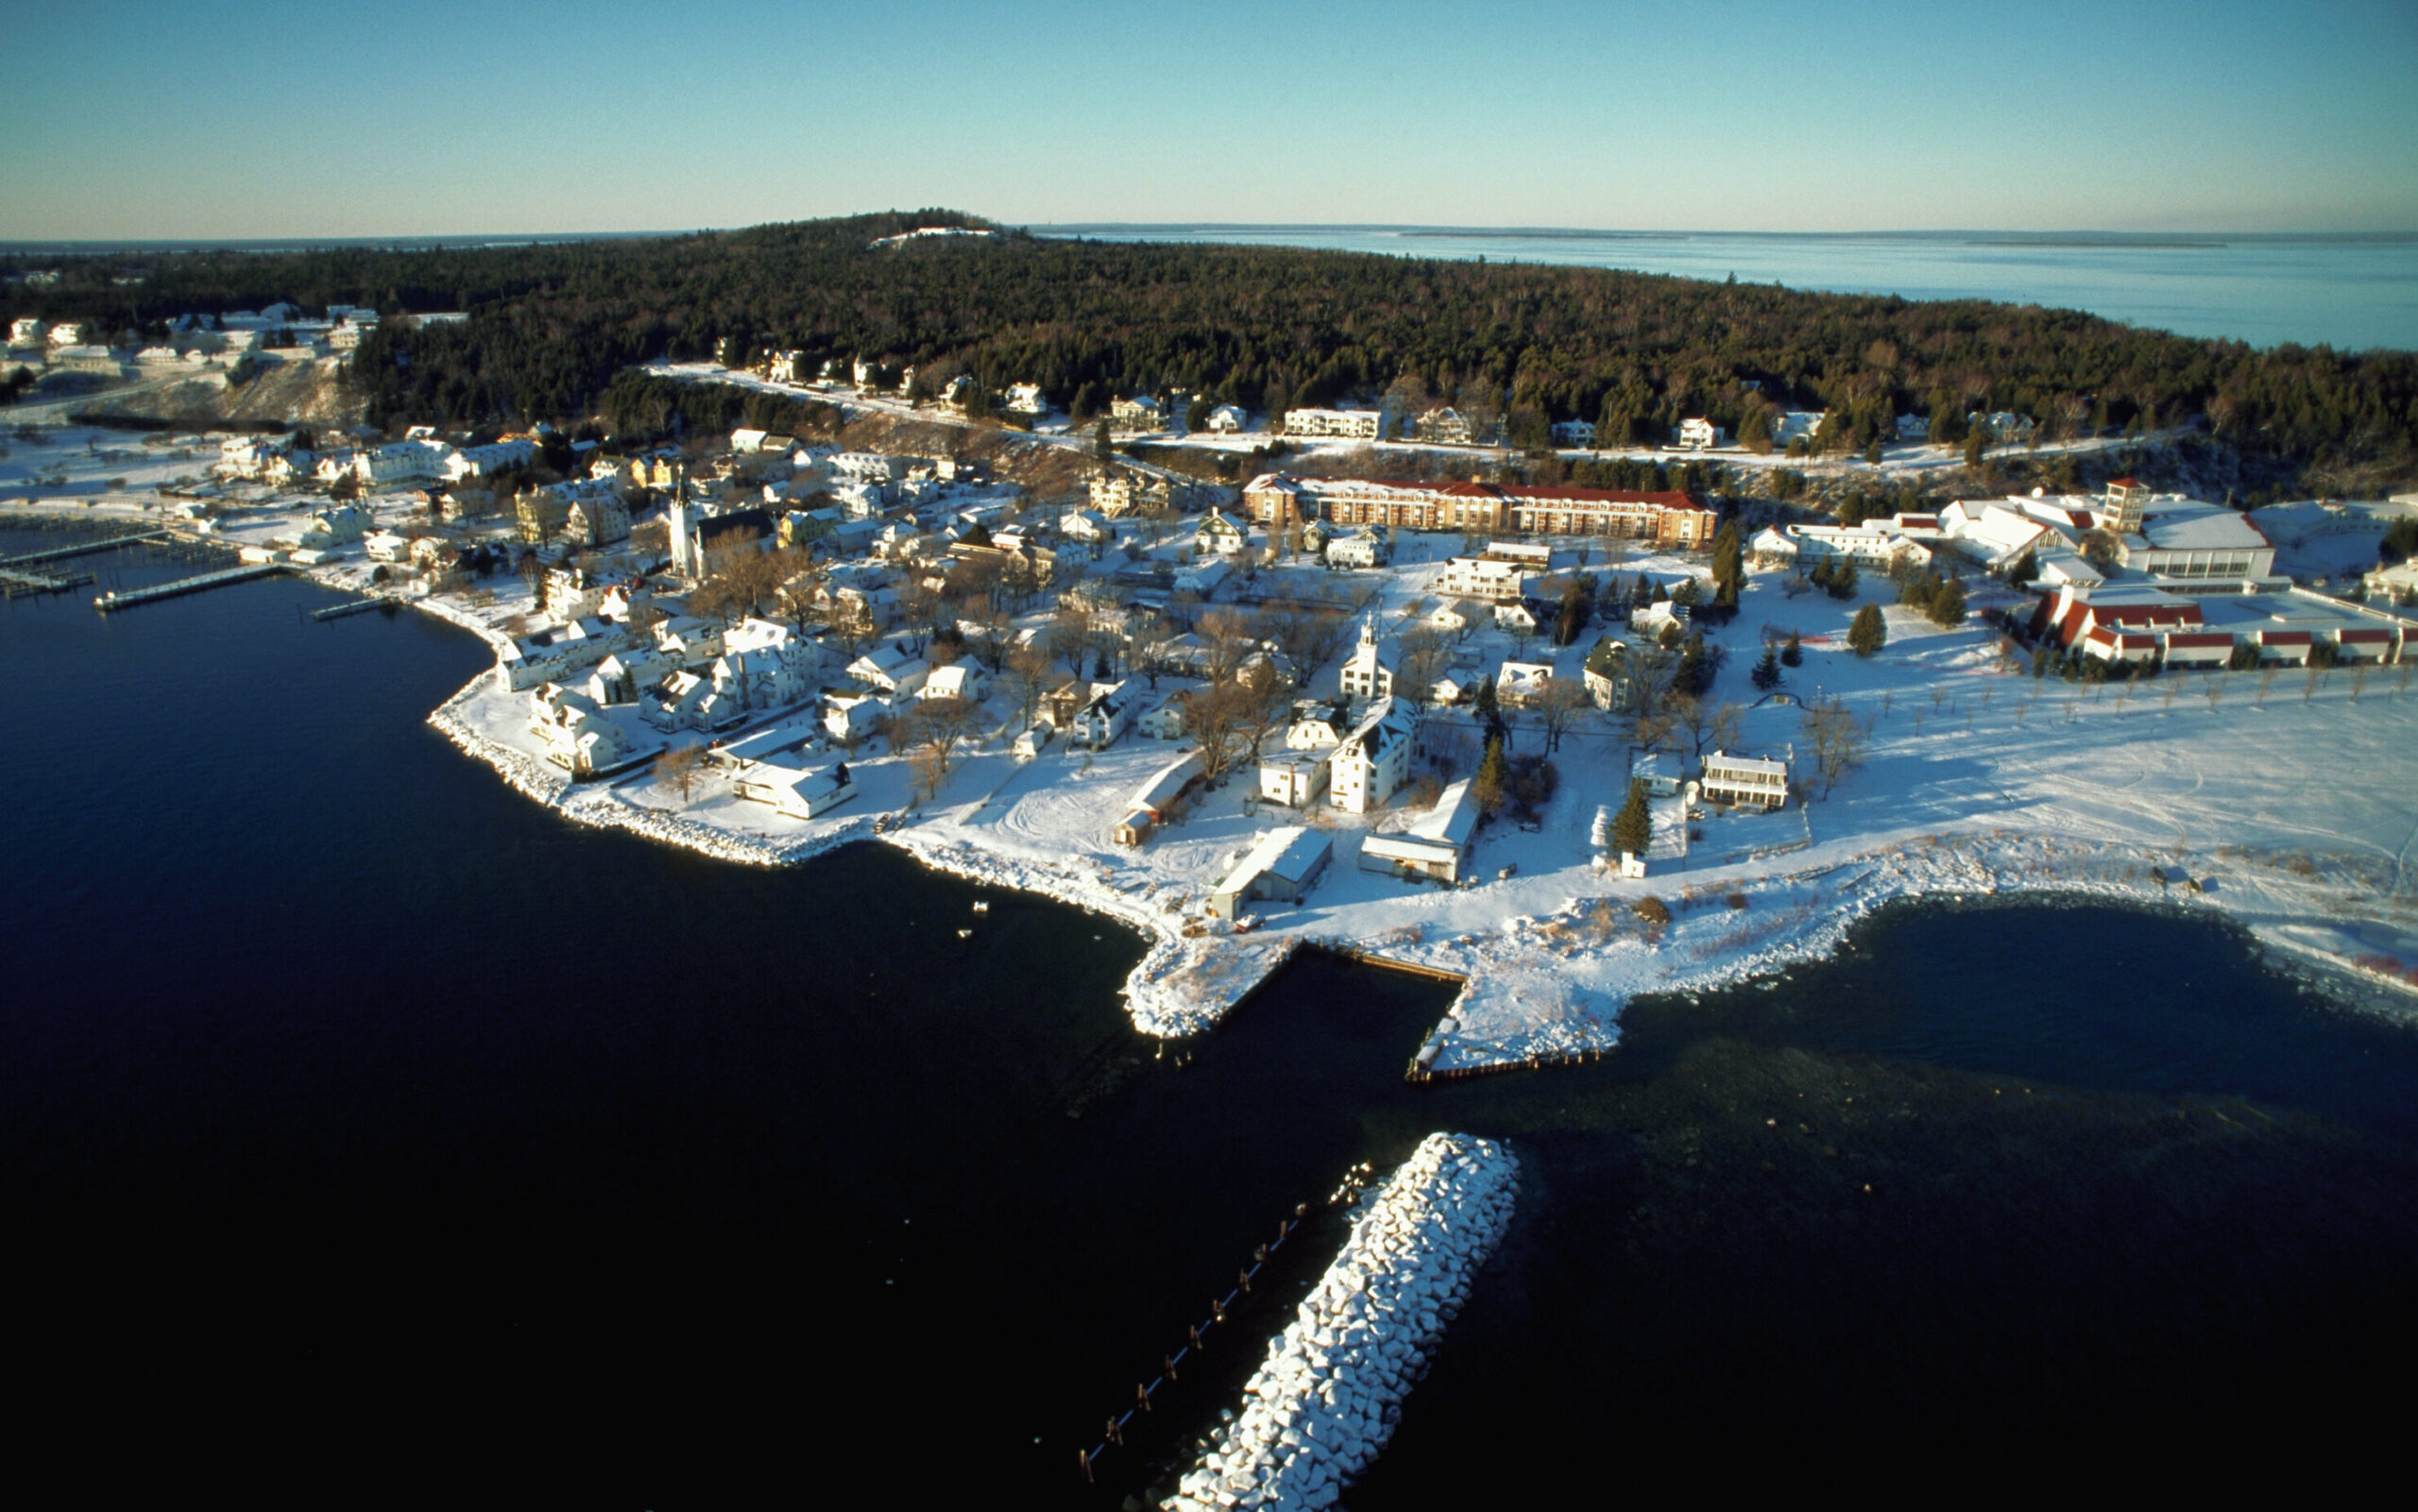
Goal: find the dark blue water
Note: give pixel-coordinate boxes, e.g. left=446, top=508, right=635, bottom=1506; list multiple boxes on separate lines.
left=1043, top=226, right=2418, bottom=352
left=7, top=526, right=2416, bottom=1495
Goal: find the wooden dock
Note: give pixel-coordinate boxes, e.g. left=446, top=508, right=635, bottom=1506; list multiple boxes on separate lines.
left=94, top=562, right=285, bottom=611
left=1, top=566, right=96, bottom=598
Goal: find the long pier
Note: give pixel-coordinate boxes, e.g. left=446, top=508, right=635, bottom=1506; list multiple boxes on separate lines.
left=94, top=562, right=286, bottom=611
left=0, top=529, right=173, bottom=569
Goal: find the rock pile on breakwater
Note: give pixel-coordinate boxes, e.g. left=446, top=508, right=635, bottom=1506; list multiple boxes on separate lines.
left=1165, top=1132, right=1519, bottom=1511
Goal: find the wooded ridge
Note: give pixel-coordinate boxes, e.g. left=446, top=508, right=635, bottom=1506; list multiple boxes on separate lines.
left=10, top=211, right=2411, bottom=486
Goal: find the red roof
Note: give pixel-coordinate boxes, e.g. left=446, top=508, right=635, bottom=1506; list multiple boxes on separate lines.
left=2259, top=630, right=2312, bottom=645
left=2166, top=633, right=2235, bottom=647
left=2110, top=476, right=2140, bottom=488
left=2098, top=603, right=2203, bottom=628
left=2339, top=627, right=2392, bottom=641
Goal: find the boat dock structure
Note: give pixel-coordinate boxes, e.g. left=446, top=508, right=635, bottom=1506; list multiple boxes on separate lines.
left=0, top=565, right=97, bottom=598
left=94, top=562, right=287, bottom=611
left=0, top=529, right=175, bottom=569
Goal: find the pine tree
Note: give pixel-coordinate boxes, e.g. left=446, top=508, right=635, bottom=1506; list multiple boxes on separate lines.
left=1676, top=629, right=1710, bottom=695
left=1710, top=520, right=1743, bottom=602
left=1612, top=777, right=1653, bottom=858
left=1780, top=630, right=1803, bottom=668
left=1475, top=734, right=1510, bottom=813
left=1928, top=578, right=1967, bottom=628
left=1831, top=561, right=1859, bottom=600
left=1848, top=603, right=1886, bottom=657
left=1739, top=408, right=1773, bottom=454
left=1752, top=644, right=1781, bottom=690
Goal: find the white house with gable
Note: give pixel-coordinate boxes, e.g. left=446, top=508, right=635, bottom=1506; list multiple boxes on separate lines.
left=1327, top=697, right=1417, bottom=815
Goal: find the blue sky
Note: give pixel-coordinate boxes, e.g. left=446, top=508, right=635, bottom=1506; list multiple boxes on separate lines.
left=3, top=0, right=2411, bottom=238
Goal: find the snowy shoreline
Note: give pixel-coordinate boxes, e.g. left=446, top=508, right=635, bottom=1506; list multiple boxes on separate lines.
left=1165, top=1132, right=1519, bottom=1512
left=422, top=627, right=2418, bottom=1061
left=370, top=537, right=2418, bottom=1064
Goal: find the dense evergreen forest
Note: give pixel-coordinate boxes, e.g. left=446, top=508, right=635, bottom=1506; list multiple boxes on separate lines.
left=11, top=210, right=2414, bottom=485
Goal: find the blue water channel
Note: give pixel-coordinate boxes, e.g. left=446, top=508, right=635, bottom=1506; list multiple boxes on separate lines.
left=5, top=526, right=2414, bottom=1497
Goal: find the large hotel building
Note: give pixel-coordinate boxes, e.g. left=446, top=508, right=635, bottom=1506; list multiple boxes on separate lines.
left=1243, top=473, right=1715, bottom=547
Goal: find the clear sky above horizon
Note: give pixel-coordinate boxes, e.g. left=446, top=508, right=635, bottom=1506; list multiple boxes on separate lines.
left=3, top=0, right=2412, bottom=240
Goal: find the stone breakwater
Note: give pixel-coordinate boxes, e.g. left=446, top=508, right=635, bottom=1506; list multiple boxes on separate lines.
left=1166, top=1132, right=1519, bottom=1511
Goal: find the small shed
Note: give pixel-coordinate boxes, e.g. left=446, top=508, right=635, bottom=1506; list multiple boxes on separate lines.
left=1114, top=753, right=1204, bottom=845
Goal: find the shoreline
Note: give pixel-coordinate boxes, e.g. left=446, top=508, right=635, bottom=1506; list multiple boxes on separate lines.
left=6, top=503, right=2408, bottom=1064
left=417, top=621, right=2418, bottom=1062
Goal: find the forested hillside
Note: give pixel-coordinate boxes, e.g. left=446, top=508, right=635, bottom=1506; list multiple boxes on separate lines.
left=11, top=211, right=2414, bottom=485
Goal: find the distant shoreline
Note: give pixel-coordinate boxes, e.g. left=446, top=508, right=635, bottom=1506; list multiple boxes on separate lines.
left=1036, top=225, right=2416, bottom=246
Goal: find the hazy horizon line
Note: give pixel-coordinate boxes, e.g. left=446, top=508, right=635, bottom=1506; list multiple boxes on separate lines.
left=4, top=222, right=2415, bottom=255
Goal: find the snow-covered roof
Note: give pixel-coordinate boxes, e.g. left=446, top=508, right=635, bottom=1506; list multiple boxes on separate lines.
left=1221, top=824, right=1332, bottom=892
left=1406, top=778, right=1481, bottom=848
left=2138, top=501, right=2271, bottom=552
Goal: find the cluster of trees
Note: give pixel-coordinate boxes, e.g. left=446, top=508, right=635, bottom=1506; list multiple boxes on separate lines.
left=1473, top=735, right=1558, bottom=822
left=12, top=210, right=2412, bottom=482
left=1807, top=557, right=1860, bottom=598
left=598, top=370, right=842, bottom=444
left=2378, top=516, right=2418, bottom=566
left=1893, top=566, right=1968, bottom=628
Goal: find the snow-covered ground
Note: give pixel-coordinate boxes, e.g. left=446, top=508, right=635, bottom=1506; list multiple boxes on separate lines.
left=13, top=431, right=2416, bottom=1069
left=1165, top=1132, right=1518, bottom=1512
left=410, top=537, right=2418, bottom=1067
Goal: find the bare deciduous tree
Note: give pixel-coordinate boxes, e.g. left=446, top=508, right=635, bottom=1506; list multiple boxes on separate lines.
left=1235, top=658, right=1292, bottom=760
left=1534, top=677, right=1594, bottom=755
left=1003, top=644, right=1053, bottom=730
left=653, top=744, right=706, bottom=803
left=1183, top=680, right=1256, bottom=782
left=1397, top=626, right=1455, bottom=710
left=1800, top=698, right=1863, bottom=797
left=899, top=695, right=982, bottom=799
left=1199, top=605, right=1258, bottom=683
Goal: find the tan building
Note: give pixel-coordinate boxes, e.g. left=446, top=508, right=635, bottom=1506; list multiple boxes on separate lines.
left=1241, top=474, right=1711, bottom=546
